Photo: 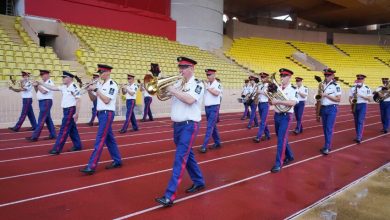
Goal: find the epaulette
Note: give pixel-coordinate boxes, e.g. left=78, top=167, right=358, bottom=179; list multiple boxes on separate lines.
left=365, top=85, right=369, bottom=89
left=195, top=79, right=201, bottom=84
left=304, top=86, right=307, bottom=88
left=73, top=84, right=77, bottom=88
left=331, top=82, right=338, bottom=86
left=291, top=85, right=296, bottom=89
left=110, top=80, right=117, bottom=85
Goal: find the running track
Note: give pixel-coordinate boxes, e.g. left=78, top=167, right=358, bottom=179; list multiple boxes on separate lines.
left=0, top=105, right=388, bottom=219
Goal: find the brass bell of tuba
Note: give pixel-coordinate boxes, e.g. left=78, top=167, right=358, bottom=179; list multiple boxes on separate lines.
left=143, top=74, right=184, bottom=101
left=264, top=72, right=292, bottom=112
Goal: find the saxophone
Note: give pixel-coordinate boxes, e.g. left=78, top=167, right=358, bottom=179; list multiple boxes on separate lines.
left=314, top=75, right=324, bottom=122
left=351, top=85, right=358, bottom=114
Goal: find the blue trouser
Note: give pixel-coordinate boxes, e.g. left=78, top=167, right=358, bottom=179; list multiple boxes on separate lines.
left=88, top=99, right=98, bottom=124
left=320, top=105, right=338, bottom=150
left=53, top=106, right=82, bottom=152
left=143, top=97, right=153, bottom=120
left=380, top=101, right=390, bottom=131
left=293, top=101, right=305, bottom=133
left=165, top=121, right=204, bottom=201
left=256, top=102, right=270, bottom=139
left=274, top=113, right=294, bottom=168
left=247, top=102, right=258, bottom=127
left=202, top=105, right=221, bottom=148
left=14, top=98, right=37, bottom=131
left=87, top=110, right=122, bottom=170
left=31, top=99, right=56, bottom=139
left=353, top=103, right=367, bottom=141
left=121, top=99, right=138, bottom=131
left=242, top=103, right=250, bottom=119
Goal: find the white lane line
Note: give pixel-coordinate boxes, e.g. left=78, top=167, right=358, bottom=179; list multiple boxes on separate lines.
left=0, top=114, right=379, bottom=163
left=0, top=110, right=370, bottom=151
left=0, top=112, right=246, bottom=136
left=0, top=122, right=384, bottom=208
left=285, top=162, right=390, bottom=220
left=113, top=133, right=389, bottom=220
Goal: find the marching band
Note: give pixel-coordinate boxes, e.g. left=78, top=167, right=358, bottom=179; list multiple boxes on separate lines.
left=5, top=58, right=390, bottom=206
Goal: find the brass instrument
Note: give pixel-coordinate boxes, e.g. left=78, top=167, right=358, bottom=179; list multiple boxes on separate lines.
left=314, top=75, right=324, bottom=122
left=8, top=75, right=21, bottom=90
left=351, top=84, right=358, bottom=113
left=373, top=84, right=390, bottom=103
left=143, top=74, right=184, bottom=101
left=73, top=78, right=99, bottom=96
left=264, top=72, right=292, bottom=112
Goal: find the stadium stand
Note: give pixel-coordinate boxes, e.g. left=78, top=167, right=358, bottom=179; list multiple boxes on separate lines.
left=0, top=15, right=73, bottom=82
left=64, top=23, right=248, bottom=88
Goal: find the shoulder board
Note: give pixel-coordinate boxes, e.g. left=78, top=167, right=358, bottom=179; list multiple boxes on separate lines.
left=303, top=86, right=307, bottom=88
left=73, top=84, right=77, bottom=88
left=351, top=85, right=356, bottom=88
left=365, top=85, right=369, bottom=88
left=48, top=80, right=51, bottom=83
left=331, top=82, right=338, bottom=86
left=291, top=85, right=296, bottom=89
left=195, top=79, right=201, bottom=84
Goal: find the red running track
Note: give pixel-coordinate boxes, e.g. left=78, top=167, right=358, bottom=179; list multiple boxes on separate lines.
left=0, top=105, right=388, bottom=220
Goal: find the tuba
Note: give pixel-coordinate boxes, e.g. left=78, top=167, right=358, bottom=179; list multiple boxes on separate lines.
left=373, top=84, right=390, bottom=103
left=143, top=74, right=184, bottom=101
left=264, top=72, right=292, bottom=112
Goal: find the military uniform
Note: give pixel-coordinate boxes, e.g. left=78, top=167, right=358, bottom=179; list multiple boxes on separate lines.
left=120, top=74, right=139, bottom=133
left=293, top=77, right=308, bottom=134
left=254, top=72, right=271, bottom=142
left=376, top=78, right=390, bottom=133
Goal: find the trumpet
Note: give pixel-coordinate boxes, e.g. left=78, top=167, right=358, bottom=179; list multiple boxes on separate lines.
left=73, top=78, right=99, bottom=96
left=143, top=74, right=184, bottom=101
left=265, top=72, right=291, bottom=112
left=8, top=75, right=21, bottom=90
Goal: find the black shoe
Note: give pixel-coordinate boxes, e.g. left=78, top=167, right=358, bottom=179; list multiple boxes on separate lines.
left=247, top=125, right=251, bottom=129
left=283, top=157, right=294, bottom=166
left=253, top=137, right=260, bottom=143
left=149, top=119, right=154, bottom=121
left=293, top=130, right=299, bottom=135
left=43, top=136, right=56, bottom=140
left=199, top=147, right=207, bottom=153
left=25, top=137, right=38, bottom=142
left=271, top=166, right=281, bottom=173
left=140, top=119, right=147, bottom=122
left=48, top=149, right=60, bottom=155
left=254, top=124, right=259, bottom=127
left=80, top=167, right=95, bottom=175
left=209, top=143, right=221, bottom=149
left=353, top=138, right=361, bottom=144
left=105, top=162, right=122, bottom=170
left=261, top=136, right=271, bottom=141
left=68, top=146, right=82, bottom=152
left=384, top=130, right=388, bottom=134
left=185, top=184, right=205, bottom=193
left=30, top=127, right=36, bottom=131
left=132, top=128, right=139, bottom=132
left=119, top=130, right=126, bottom=134
left=8, top=127, right=17, bottom=132
left=320, top=148, right=330, bottom=155
left=155, top=196, right=173, bottom=207
left=87, top=122, right=93, bottom=126
left=241, top=117, right=245, bottom=120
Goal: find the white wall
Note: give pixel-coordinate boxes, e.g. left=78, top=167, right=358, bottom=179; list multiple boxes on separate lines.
left=171, top=0, right=223, bottom=51
left=14, top=0, right=25, bottom=16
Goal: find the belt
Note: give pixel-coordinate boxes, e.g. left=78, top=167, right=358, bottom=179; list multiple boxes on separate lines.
left=321, top=104, right=337, bottom=107
left=63, top=106, right=76, bottom=109
left=274, top=112, right=291, bottom=116
left=259, top=101, right=269, bottom=104
left=98, top=110, right=114, bottom=113
left=38, top=99, right=52, bottom=101
left=205, top=104, right=219, bottom=107
left=174, top=120, right=195, bottom=126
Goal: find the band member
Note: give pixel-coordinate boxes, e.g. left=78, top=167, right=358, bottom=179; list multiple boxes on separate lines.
left=199, top=69, right=222, bottom=153
left=253, top=72, right=271, bottom=143
left=119, top=73, right=139, bottom=133
left=293, top=77, right=308, bottom=135
left=140, top=74, right=154, bottom=122
left=35, top=71, right=82, bottom=154
left=241, top=79, right=251, bottom=120
left=349, top=75, right=371, bottom=144
left=247, top=76, right=259, bottom=129
left=80, top=64, right=122, bottom=174
left=26, top=70, right=56, bottom=141
left=8, top=71, right=37, bottom=132
left=376, top=78, right=389, bottom=133
left=270, top=68, right=298, bottom=173
left=319, top=68, right=341, bottom=155
left=87, top=73, right=100, bottom=126
left=155, top=57, right=205, bottom=207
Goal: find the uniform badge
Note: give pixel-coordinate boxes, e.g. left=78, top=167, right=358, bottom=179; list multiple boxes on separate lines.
left=195, top=85, right=202, bottom=94
left=336, top=87, right=340, bottom=92
left=109, top=88, right=115, bottom=95
left=218, top=84, right=221, bottom=89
